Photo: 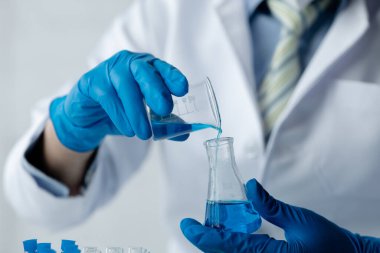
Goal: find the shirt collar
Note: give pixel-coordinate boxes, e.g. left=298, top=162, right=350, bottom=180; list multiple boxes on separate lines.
left=245, top=0, right=349, bottom=14
left=245, top=0, right=314, bottom=13
left=245, top=0, right=263, bottom=14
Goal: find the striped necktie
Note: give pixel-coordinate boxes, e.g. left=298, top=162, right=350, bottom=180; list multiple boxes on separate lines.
left=258, top=0, right=331, bottom=137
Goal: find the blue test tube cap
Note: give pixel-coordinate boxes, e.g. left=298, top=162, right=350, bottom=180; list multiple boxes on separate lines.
left=67, top=248, right=80, bottom=253
left=38, top=249, right=56, bottom=253
left=61, top=240, right=76, bottom=251
left=37, top=243, right=52, bottom=251
left=63, top=244, right=79, bottom=253
left=23, top=239, right=38, bottom=252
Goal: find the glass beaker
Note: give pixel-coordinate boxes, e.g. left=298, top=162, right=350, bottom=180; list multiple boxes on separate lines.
left=149, top=77, right=221, bottom=140
left=204, top=137, right=261, bottom=233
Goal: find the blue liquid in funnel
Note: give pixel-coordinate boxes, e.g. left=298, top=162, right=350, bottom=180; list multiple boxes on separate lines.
left=205, top=200, right=261, bottom=233
left=152, top=121, right=221, bottom=140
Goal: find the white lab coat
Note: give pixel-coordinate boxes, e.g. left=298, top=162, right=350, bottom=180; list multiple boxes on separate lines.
left=4, top=0, right=380, bottom=252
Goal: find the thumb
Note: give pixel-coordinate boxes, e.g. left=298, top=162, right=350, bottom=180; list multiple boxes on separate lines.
left=246, top=179, right=303, bottom=230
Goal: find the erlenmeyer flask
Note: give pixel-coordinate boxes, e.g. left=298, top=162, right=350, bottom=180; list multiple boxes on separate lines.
left=204, top=137, right=261, bottom=233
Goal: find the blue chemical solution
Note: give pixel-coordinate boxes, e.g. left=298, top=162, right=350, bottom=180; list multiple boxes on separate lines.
left=152, top=121, right=221, bottom=140
left=205, top=200, right=262, bottom=233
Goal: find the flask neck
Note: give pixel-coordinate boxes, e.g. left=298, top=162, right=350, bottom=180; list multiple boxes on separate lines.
left=206, top=139, right=235, bottom=169
left=204, top=137, right=247, bottom=202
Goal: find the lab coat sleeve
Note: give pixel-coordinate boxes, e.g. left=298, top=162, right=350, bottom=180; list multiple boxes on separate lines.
left=3, top=0, right=160, bottom=230
left=22, top=154, right=70, bottom=197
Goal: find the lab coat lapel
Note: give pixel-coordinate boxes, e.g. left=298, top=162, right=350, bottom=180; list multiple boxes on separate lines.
left=212, top=0, right=266, bottom=151
left=268, top=0, right=370, bottom=144
left=212, top=0, right=255, bottom=87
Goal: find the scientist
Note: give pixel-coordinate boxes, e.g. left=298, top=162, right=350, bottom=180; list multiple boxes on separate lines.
left=4, top=0, right=380, bottom=252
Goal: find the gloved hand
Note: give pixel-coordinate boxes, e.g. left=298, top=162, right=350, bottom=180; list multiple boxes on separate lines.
left=181, top=179, right=380, bottom=253
left=50, top=50, right=189, bottom=152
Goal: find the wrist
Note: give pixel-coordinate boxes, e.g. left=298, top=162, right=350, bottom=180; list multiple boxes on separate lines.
left=50, top=96, right=100, bottom=152
left=43, top=120, right=95, bottom=195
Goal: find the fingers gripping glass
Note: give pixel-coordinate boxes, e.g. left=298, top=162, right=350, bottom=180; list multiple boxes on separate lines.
left=147, top=77, right=221, bottom=140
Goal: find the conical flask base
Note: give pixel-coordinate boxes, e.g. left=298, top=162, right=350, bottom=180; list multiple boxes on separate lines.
left=205, top=200, right=261, bottom=233
left=204, top=137, right=262, bottom=233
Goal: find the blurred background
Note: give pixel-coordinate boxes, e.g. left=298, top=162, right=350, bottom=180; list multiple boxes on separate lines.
left=0, top=0, right=169, bottom=251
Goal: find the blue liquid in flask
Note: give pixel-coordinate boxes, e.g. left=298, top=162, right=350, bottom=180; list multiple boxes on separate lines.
left=151, top=121, right=221, bottom=140
left=205, top=200, right=261, bottom=233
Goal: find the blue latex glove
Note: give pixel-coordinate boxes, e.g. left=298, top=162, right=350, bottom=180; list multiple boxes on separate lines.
left=181, top=179, right=380, bottom=253
left=50, top=50, right=189, bottom=152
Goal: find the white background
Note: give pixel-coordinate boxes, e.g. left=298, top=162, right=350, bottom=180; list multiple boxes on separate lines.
left=0, top=0, right=170, bottom=251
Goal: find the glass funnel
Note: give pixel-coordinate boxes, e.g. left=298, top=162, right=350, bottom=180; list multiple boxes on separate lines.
left=148, top=77, right=221, bottom=140
left=204, top=137, right=261, bottom=233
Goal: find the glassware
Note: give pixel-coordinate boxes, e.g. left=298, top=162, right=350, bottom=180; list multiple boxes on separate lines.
left=106, top=247, right=124, bottom=253
left=149, top=77, right=221, bottom=140
left=82, top=247, right=101, bottom=253
left=126, top=247, right=150, bottom=253
left=82, top=247, right=150, bottom=253
left=204, top=137, right=261, bottom=233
